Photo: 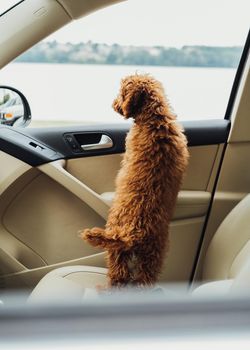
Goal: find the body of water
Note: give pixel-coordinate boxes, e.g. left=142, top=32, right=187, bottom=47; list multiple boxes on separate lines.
left=0, top=63, right=236, bottom=126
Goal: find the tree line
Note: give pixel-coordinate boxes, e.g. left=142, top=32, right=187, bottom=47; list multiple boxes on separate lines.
left=15, top=40, right=242, bottom=68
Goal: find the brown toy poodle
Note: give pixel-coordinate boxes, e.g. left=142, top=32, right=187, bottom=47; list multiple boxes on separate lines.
left=81, top=74, right=189, bottom=288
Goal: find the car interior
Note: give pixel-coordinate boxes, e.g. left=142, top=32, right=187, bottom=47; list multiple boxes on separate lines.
left=0, top=0, right=250, bottom=304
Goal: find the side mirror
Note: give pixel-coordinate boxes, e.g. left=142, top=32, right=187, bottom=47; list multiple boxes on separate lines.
left=0, top=86, right=31, bottom=127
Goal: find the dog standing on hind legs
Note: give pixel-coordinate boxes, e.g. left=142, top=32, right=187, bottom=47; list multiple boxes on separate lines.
left=81, top=74, right=189, bottom=288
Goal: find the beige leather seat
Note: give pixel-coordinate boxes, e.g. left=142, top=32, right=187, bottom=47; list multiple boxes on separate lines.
left=29, top=265, right=107, bottom=303
left=193, top=194, right=250, bottom=296
left=29, top=195, right=250, bottom=302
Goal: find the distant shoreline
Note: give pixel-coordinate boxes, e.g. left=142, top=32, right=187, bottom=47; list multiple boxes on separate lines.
left=15, top=41, right=242, bottom=69
left=12, top=61, right=237, bottom=70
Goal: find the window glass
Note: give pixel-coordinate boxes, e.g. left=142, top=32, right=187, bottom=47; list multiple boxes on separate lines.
left=0, top=0, right=20, bottom=15
left=0, top=0, right=249, bottom=127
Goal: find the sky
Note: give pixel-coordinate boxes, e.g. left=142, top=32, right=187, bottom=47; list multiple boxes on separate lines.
left=47, top=0, right=250, bottom=47
left=1, top=0, right=250, bottom=47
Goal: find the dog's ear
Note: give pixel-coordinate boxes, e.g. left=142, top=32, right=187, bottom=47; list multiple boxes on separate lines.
left=122, top=85, right=147, bottom=118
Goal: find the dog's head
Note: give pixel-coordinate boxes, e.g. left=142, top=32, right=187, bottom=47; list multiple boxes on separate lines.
left=112, top=74, right=166, bottom=121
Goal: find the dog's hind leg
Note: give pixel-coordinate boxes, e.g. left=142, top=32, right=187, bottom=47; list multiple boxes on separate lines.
left=132, top=254, right=162, bottom=287
left=108, top=250, right=132, bottom=287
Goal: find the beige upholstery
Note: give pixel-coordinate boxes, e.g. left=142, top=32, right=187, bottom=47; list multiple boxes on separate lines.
left=192, top=280, right=233, bottom=297
left=202, top=194, right=250, bottom=281
left=191, top=194, right=250, bottom=297
left=193, top=261, right=250, bottom=298
left=230, top=260, right=250, bottom=292
left=29, top=266, right=107, bottom=303
left=29, top=195, right=250, bottom=302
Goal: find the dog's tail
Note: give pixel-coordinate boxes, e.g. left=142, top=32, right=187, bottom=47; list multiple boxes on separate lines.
left=81, top=227, right=130, bottom=250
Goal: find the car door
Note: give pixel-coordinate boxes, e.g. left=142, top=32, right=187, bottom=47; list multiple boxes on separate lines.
left=0, top=113, right=230, bottom=290
left=0, top=0, right=249, bottom=292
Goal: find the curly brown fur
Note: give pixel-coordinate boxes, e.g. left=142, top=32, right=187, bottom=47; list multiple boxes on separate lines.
left=81, top=74, right=189, bottom=288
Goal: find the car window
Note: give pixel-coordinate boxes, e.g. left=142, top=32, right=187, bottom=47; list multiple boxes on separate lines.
left=0, top=0, right=21, bottom=16
left=0, top=0, right=249, bottom=127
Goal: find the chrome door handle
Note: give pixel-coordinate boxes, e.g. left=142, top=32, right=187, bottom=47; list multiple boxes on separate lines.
left=81, top=134, right=113, bottom=151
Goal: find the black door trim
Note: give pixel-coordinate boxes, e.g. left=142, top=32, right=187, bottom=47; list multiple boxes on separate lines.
left=225, top=28, right=250, bottom=120
left=0, top=119, right=230, bottom=166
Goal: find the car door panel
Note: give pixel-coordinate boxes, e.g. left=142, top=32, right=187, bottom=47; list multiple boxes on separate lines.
left=0, top=120, right=230, bottom=165
left=0, top=120, right=229, bottom=289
